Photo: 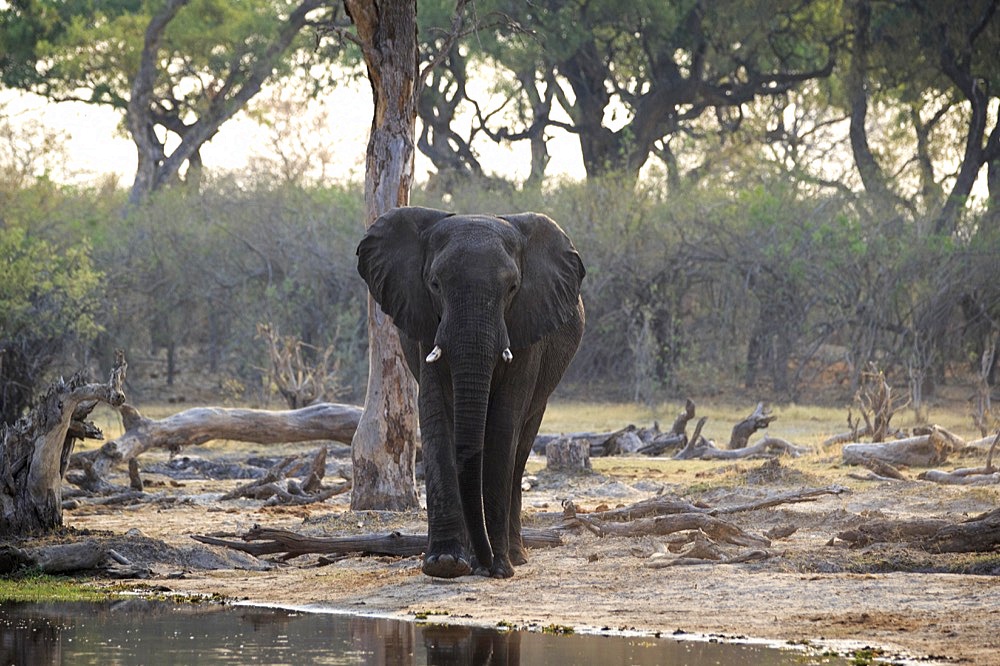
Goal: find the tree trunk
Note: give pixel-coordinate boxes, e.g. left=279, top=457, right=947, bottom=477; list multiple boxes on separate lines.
left=346, top=0, right=421, bottom=510
left=0, top=354, right=126, bottom=537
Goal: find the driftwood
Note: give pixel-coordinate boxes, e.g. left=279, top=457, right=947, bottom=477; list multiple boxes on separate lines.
left=728, top=402, right=777, bottom=449
left=72, top=402, right=363, bottom=479
left=192, top=526, right=562, bottom=560
left=842, top=429, right=955, bottom=468
left=0, top=352, right=127, bottom=537
left=572, top=511, right=770, bottom=548
left=836, top=507, right=1000, bottom=553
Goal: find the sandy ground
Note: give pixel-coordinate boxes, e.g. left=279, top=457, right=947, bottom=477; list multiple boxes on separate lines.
left=57, top=440, right=1000, bottom=666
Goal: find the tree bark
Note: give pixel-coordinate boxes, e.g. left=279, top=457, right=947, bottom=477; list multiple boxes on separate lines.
left=346, top=0, right=421, bottom=510
left=0, top=354, right=126, bottom=537
left=72, top=402, right=361, bottom=479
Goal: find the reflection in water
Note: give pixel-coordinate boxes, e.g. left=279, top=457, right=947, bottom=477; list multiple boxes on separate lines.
left=0, top=601, right=844, bottom=665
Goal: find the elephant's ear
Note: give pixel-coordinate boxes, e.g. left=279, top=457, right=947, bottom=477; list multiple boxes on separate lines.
left=357, top=206, right=453, bottom=346
left=502, top=212, right=585, bottom=349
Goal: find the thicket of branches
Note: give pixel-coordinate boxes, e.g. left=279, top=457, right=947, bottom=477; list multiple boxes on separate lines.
left=2, top=1, right=1000, bottom=420
left=2, top=169, right=997, bottom=415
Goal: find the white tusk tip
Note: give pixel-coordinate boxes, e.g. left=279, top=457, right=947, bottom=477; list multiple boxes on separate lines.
left=502, top=348, right=513, bottom=362
left=425, top=346, right=442, bottom=363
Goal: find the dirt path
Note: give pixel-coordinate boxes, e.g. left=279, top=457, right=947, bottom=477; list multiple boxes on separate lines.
left=64, top=457, right=1000, bottom=665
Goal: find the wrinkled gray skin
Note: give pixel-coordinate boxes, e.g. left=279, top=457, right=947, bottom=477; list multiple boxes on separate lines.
left=357, top=207, right=585, bottom=578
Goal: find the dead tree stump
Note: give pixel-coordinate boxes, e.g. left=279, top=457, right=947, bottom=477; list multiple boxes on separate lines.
left=546, top=439, right=591, bottom=472
left=0, top=352, right=126, bottom=537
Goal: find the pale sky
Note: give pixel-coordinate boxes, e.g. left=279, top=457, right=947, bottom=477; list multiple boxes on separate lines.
left=1, top=77, right=587, bottom=188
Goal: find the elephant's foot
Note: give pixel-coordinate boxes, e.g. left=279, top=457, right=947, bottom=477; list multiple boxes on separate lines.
left=423, top=544, right=473, bottom=578
left=473, top=554, right=514, bottom=579
left=509, top=546, right=528, bottom=567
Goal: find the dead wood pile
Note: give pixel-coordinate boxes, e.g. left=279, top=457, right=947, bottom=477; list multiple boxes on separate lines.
left=560, top=485, right=849, bottom=567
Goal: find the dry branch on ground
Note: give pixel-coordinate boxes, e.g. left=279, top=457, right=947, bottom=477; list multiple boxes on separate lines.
left=71, top=402, right=362, bottom=480
left=220, top=447, right=350, bottom=506
left=192, top=526, right=562, bottom=561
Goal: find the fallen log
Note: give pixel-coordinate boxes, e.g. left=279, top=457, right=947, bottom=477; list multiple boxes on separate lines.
left=836, top=508, right=1000, bottom=553
left=842, top=430, right=954, bottom=467
left=0, top=352, right=127, bottom=537
left=916, top=470, right=1000, bottom=485
left=925, top=508, right=1000, bottom=553
left=675, top=435, right=809, bottom=460
left=916, top=432, right=999, bottom=486
left=559, top=485, right=845, bottom=526
left=646, top=548, right=770, bottom=568
left=72, top=402, right=363, bottom=478
left=192, top=526, right=562, bottom=560
left=569, top=510, right=770, bottom=548
left=0, top=541, right=107, bottom=574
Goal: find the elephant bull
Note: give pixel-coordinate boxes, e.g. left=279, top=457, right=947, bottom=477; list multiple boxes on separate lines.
left=357, top=206, right=585, bottom=578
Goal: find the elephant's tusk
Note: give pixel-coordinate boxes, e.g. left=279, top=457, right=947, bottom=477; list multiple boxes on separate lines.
left=425, top=345, right=443, bottom=363
left=502, top=348, right=513, bottom=363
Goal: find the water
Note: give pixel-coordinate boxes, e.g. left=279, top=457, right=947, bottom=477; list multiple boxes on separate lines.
left=0, top=600, right=846, bottom=665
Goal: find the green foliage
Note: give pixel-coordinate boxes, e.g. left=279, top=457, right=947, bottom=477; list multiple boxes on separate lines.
left=0, top=181, right=104, bottom=423
left=3, top=0, right=318, bottom=110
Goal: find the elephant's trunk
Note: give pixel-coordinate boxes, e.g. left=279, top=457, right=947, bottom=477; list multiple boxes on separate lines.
left=443, top=305, right=506, bottom=572
left=452, top=361, right=494, bottom=570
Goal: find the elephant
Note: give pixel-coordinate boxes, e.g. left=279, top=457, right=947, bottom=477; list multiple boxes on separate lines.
left=357, top=206, right=585, bottom=579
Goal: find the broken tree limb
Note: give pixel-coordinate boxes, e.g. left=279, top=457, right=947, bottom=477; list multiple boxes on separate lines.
left=569, top=510, right=770, bottom=548
left=842, top=430, right=954, bottom=468
left=822, top=425, right=873, bottom=448
left=672, top=416, right=709, bottom=459
left=1, top=352, right=127, bottom=537
left=729, top=402, right=777, bottom=449
left=191, top=526, right=562, bottom=560
left=917, top=432, right=999, bottom=484
left=220, top=448, right=349, bottom=505
left=72, top=402, right=363, bottom=478
left=709, top=485, right=849, bottom=515
left=675, top=435, right=809, bottom=461
left=916, top=470, right=1000, bottom=485
left=646, top=548, right=770, bottom=568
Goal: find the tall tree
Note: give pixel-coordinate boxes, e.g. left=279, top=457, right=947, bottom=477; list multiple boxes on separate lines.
left=340, top=0, right=422, bottom=510
left=410, top=0, right=840, bottom=186
left=0, top=0, right=330, bottom=203
left=342, top=0, right=469, bottom=510
left=843, top=0, right=1000, bottom=234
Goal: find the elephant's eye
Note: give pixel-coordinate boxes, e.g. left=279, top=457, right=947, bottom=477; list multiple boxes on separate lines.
left=429, top=279, right=441, bottom=293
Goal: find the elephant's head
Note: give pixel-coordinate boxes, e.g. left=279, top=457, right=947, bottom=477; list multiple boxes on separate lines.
left=356, top=206, right=584, bottom=573
left=357, top=206, right=584, bottom=366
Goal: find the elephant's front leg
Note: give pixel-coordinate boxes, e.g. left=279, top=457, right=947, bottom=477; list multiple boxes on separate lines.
left=481, top=386, right=524, bottom=578
left=418, top=363, right=472, bottom=578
